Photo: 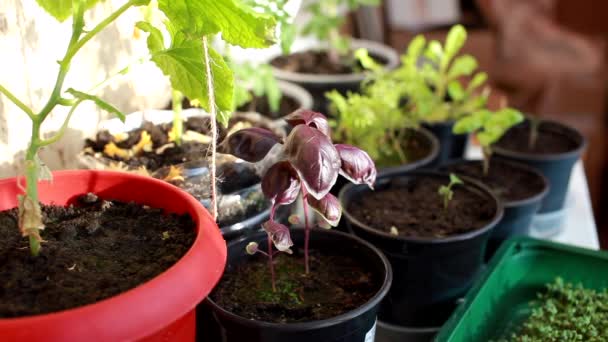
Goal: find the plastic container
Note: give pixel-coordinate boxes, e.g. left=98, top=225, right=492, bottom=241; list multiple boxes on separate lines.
left=436, top=237, right=608, bottom=341
left=271, top=39, right=399, bottom=113
left=340, top=171, right=503, bottom=328
left=0, top=170, right=227, bottom=341
left=439, top=159, right=549, bottom=259
left=494, top=120, right=586, bottom=213
left=423, top=121, right=468, bottom=166
left=203, top=228, right=392, bottom=342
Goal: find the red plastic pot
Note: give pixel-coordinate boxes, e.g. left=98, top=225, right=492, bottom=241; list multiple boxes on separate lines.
left=0, top=170, right=227, bottom=341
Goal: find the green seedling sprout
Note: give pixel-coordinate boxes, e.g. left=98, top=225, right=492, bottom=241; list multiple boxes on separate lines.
left=453, top=108, right=524, bottom=175
left=0, top=0, right=276, bottom=256
left=438, top=173, right=463, bottom=210
left=232, top=62, right=282, bottom=113
left=301, top=0, right=379, bottom=62
left=528, top=115, right=541, bottom=149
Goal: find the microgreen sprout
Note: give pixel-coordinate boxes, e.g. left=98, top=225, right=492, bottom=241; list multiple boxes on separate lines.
left=221, top=109, right=376, bottom=291
left=438, top=173, right=463, bottom=210
left=453, top=108, right=524, bottom=175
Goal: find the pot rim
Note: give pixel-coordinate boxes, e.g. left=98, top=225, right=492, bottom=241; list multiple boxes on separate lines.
left=377, top=127, right=440, bottom=177
left=439, top=158, right=550, bottom=208
left=339, top=170, right=504, bottom=244
left=493, top=119, right=587, bottom=161
left=205, top=228, right=393, bottom=331
left=0, top=170, right=227, bottom=340
left=271, top=39, right=400, bottom=85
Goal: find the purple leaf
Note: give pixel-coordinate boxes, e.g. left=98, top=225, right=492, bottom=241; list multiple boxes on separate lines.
left=284, top=109, right=330, bottom=137
left=220, top=128, right=282, bottom=162
left=262, top=220, right=293, bottom=253
left=307, top=193, right=342, bottom=227
left=284, top=125, right=341, bottom=200
left=262, top=161, right=300, bottom=206
left=335, top=144, right=377, bottom=188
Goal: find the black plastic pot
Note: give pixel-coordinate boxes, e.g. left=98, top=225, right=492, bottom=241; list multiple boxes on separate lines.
left=340, top=171, right=503, bottom=328
left=440, top=158, right=549, bottom=259
left=271, top=39, right=399, bottom=113
left=423, top=121, right=468, bottom=166
left=494, top=119, right=586, bottom=213
left=202, top=228, right=393, bottom=342
left=331, top=127, right=440, bottom=199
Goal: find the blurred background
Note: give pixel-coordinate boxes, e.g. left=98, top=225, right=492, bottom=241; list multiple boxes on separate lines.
left=0, top=0, right=606, bottom=246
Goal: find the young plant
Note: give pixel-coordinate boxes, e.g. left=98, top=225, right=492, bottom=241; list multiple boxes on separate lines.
left=506, top=278, right=608, bottom=341
left=301, top=0, right=379, bottom=62
left=438, top=173, right=463, bottom=210
left=453, top=108, right=524, bottom=175
left=392, top=25, right=490, bottom=123
left=326, top=51, right=419, bottom=167
left=0, top=0, right=276, bottom=255
left=221, top=109, right=376, bottom=290
left=231, top=61, right=282, bottom=113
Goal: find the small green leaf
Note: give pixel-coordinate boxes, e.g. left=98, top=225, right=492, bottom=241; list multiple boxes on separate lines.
left=447, top=81, right=465, bottom=101
left=468, top=72, right=488, bottom=91
left=449, top=173, right=463, bottom=185
left=135, top=21, right=165, bottom=53
left=66, top=88, right=125, bottom=122
left=452, top=109, right=491, bottom=134
left=444, top=25, right=466, bottom=65
left=149, top=31, right=234, bottom=114
left=448, top=55, right=478, bottom=79
left=35, top=0, right=94, bottom=22
left=157, top=0, right=277, bottom=48
left=280, top=23, right=296, bottom=55
left=355, top=48, right=382, bottom=72
left=424, top=40, right=443, bottom=62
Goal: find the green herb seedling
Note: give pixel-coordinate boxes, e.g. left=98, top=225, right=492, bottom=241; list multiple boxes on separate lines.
left=301, top=0, right=379, bottom=62
left=453, top=108, right=524, bottom=175
left=0, top=0, right=277, bottom=255
left=438, top=173, right=463, bottom=210
left=231, top=62, right=282, bottom=113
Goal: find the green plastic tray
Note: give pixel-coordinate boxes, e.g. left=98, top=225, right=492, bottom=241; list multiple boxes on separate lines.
left=436, top=237, right=608, bottom=341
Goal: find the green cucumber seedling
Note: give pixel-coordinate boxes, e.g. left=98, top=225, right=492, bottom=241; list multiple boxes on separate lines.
left=438, top=173, right=463, bottom=210
left=0, top=0, right=276, bottom=256
left=453, top=108, right=524, bottom=175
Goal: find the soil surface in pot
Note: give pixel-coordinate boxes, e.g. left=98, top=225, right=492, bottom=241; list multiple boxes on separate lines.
left=271, top=50, right=387, bottom=75
left=211, top=247, right=380, bottom=323
left=495, top=122, right=580, bottom=154
left=443, top=160, right=545, bottom=202
left=237, top=94, right=300, bottom=119
left=348, top=177, right=496, bottom=237
left=84, top=116, right=273, bottom=172
left=0, top=194, right=195, bottom=318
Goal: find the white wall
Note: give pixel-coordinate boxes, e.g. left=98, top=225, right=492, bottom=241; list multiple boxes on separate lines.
left=0, top=0, right=170, bottom=178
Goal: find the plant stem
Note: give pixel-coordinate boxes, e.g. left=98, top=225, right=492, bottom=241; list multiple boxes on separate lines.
left=171, top=89, right=184, bottom=146
left=529, top=116, right=540, bottom=149
left=301, top=189, right=311, bottom=274
left=482, top=146, right=491, bottom=176
left=202, top=36, right=218, bottom=220
left=38, top=100, right=83, bottom=147
left=0, top=84, right=34, bottom=119
left=24, top=122, right=41, bottom=256
left=267, top=234, right=276, bottom=292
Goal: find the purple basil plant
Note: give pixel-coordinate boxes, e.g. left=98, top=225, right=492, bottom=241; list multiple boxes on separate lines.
left=220, top=109, right=376, bottom=291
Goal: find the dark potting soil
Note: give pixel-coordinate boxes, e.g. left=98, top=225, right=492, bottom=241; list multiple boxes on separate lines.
left=271, top=50, right=387, bottom=75
left=211, top=248, right=379, bottom=323
left=84, top=116, right=273, bottom=172
left=495, top=121, right=580, bottom=155
left=443, top=160, right=545, bottom=202
left=348, top=177, right=496, bottom=238
left=237, top=94, right=301, bottom=119
left=0, top=194, right=195, bottom=318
